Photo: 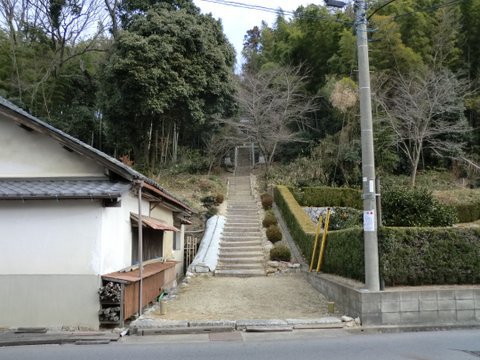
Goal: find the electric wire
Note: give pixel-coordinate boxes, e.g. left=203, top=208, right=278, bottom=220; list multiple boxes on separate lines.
left=199, top=0, right=355, bottom=26
left=200, top=0, right=466, bottom=31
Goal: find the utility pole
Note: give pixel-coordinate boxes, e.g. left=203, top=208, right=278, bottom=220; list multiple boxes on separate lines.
left=355, top=0, right=380, bottom=292
left=325, top=0, right=380, bottom=291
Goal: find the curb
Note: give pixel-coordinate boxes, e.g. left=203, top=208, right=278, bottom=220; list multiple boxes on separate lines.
left=346, top=323, right=480, bottom=335
left=130, top=317, right=345, bottom=336
left=0, top=332, right=120, bottom=347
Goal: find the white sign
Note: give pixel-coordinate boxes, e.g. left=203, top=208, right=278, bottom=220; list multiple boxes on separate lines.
left=364, top=210, right=376, bottom=232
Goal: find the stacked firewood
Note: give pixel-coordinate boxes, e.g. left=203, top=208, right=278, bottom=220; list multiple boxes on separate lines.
left=98, top=282, right=121, bottom=303
left=98, top=306, right=121, bottom=322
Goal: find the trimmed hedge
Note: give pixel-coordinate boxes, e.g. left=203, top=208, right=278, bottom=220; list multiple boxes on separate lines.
left=434, top=189, right=480, bottom=223
left=275, top=185, right=480, bottom=285
left=274, top=186, right=316, bottom=261
left=296, top=187, right=362, bottom=209
left=382, top=186, right=457, bottom=226
left=380, top=227, right=480, bottom=285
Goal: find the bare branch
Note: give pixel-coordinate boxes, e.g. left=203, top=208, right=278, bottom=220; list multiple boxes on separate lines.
left=373, top=67, right=471, bottom=186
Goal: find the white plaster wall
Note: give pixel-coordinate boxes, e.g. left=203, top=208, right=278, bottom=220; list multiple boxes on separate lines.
left=150, top=205, right=185, bottom=279
left=174, top=224, right=185, bottom=278
left=0, top=274, right=101, bottom=329
left=0, top=200, right=102, bottom=275
left=100, top=191, right=150, bottom=274
left=0, top=115, right=105, bottom=177
left=150, top=205, right=174, bottom=258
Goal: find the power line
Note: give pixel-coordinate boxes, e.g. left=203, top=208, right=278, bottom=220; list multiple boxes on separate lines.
left=199, top=0, right=354, bottom=25
left=200, top=0, right=465, bottom=31
left=199, top=0, right=296, bottom=16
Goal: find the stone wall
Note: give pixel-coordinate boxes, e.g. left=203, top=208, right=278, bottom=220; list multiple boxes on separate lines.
left=307, top=272, right=480, bottom=326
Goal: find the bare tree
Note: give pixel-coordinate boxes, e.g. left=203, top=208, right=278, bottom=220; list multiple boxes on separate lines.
left=0, top=0, right=107, bottom=112
left=231, top=66, right=317, bottom=173
left=203, top=124, right=238, bottom=175
left=373, top=67, right=471, bottom=186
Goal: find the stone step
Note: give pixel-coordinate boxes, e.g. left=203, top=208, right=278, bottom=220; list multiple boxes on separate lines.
left=226, top=212, right=259, bottom=217
left=220, top=240, right=263, bottom=247
left=216, top=263, right=265, bottom=270
left=225, top=213, right=259, bottom=218
left=218, top=250, right=264, bottom=257
left=221, top=236, right=262, bottom=242
left=224, top=226, right=260, bottom=232
left=226, top=205, right=257, bottom=208
left=226, top=216, right=260, bottom=225
left=228, top=200, right=256, bottom=203
left=225, top=221, right=261, bottom=226
left=217, top=256, right=264, bottom=264
left=227, top=205, right=258, bottom=209
left=215, top=269, right=266, bottom=277
left=219, top=246, right=263, bottom=253
left=222, top=232, right=261, bottom=237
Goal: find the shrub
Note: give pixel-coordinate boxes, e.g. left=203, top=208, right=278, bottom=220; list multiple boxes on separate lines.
left=379, top=227, right=480, bottom=286
left=205, top=206, right=218, bottom=219
left=434, top=189, right=480, bottom=223
left=266, top=225, right=282, bottom=243
left=270, top=245, right=291, bottom=262
left=382, top=186, right=458, bottom=227
left=297, top=187, right=362, bottom=209
left=200, top=195, right=216, bottom=209
left=262, top=211, right=278, bottom=228
left=328, top=207, right=363, bottom=230
left=261, top=193, right=273, bottom=210
left=215, top=193, right=225, bottom=205
left=275, top=185, right=480, bottom=285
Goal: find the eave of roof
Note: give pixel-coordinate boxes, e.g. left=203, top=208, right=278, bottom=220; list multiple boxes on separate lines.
left=130, top=212, right=179, bottom=232
left=0, top=96, right=191, bottom=213
left=0, top=178, right=131, bottom=200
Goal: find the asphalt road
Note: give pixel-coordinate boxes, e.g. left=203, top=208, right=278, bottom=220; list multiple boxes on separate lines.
left=1, top=328, right=480, bottom=360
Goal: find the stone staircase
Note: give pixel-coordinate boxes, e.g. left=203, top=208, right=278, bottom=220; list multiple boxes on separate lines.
left=215, top=176, right=266, bottom=277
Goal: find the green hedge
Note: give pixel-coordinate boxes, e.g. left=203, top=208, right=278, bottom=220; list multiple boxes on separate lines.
left=380, top=227, right=480, bottom=285
left=296, top=186, right=362, bottom=209
left=322, top=228, right=365, bottom=281
left=274, top=186, right=316, bottom=261
left=275, top=185, right=480, bottom=285
left=434, top=189, right=480, bottom=223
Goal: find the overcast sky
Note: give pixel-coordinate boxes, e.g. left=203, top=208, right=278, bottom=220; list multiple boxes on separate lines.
left=193, top=0, right=319, bottom=69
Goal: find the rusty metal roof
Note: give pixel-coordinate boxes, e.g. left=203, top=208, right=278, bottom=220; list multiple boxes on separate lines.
left=0, top=178, right=130, bottom=199
left=102, top=261, right=176, bottom=283
left=130, top=213, right=179, bottom=232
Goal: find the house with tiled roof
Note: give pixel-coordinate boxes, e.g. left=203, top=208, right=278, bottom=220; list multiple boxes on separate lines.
left=0, top=97, right=192, bottom=329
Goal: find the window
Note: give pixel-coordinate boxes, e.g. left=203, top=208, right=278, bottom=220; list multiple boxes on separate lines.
left=173, top=231, right=181, bottom=251
left=131, top=228, right=163, bottom=263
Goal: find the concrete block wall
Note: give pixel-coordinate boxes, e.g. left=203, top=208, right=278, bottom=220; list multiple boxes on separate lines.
left=307, top=272, right=480, bottom=326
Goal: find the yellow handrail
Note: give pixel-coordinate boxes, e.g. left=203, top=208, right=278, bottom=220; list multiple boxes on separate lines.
left=309, top=215, right=323, bottom=272
left=316, top=208, right=331, bottom=272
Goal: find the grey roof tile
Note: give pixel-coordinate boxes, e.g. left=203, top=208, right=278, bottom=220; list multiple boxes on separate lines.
left=0, top=179, right=131, bottom=199
left=0, top=96, right=190, bottom=211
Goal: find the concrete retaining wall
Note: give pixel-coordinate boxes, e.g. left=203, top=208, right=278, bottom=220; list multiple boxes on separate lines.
left=307, top=272, right=480, bottom=326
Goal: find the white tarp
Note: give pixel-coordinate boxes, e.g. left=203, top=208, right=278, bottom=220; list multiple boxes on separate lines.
left=189, top=215, right=225, bottom=273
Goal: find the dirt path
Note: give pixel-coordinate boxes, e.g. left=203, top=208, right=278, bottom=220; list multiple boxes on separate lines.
left=142, top=274, right=336, bottom=321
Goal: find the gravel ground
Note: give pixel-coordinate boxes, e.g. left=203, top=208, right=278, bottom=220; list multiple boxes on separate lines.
left=141, top=274, right=337, bottom=321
